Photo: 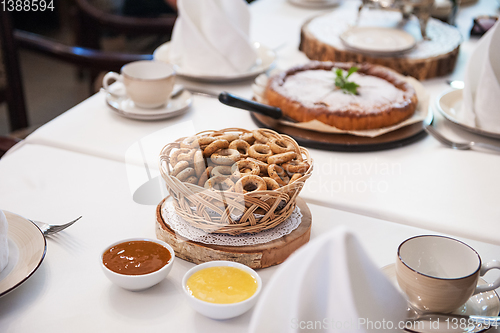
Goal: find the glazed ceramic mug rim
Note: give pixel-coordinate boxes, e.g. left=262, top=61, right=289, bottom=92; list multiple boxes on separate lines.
left=398, top=235, right=482, bottom=281
left=121, top=60, right=175, bottom=82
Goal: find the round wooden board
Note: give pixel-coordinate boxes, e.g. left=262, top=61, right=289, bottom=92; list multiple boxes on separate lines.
left=300, top=12, right=461, bottom=80
left=251, top=112, right=432, bottom=152
left=156, top=197, right=312, bottom=269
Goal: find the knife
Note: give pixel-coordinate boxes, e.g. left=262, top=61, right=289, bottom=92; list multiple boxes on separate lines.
left=218, top=92, right=297, bottom=122
left=178, top=86, right=297, bottom=122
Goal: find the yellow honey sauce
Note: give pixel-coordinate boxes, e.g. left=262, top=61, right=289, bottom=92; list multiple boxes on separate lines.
left=186, top=266, right=258, bottom=304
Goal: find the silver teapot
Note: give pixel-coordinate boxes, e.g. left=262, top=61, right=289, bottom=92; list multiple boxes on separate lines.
left=357, top=0, right=458, bottom=40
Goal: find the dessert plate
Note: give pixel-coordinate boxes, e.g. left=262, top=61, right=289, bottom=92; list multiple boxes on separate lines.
left=105, top=89, right=192, bottom=121
left=153, top=42, right=276, bottom=83
left=340, top=27, right=416, bottom=56
left=382, top=264, right=500, bottom=333
left=287, top=0, right=342, bottom=9
left=437, top=89, right=500, bottom=140
left=0, top=211, right=46, bottom=297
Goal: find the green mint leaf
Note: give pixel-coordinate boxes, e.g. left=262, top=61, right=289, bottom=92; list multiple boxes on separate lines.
left=332, top=66, right=360, bottom=95
left=346, top=66, right=359, bottom=79
left=335, top=76, right=345, bottom=89
left=342, top=81, right=360, bottom=95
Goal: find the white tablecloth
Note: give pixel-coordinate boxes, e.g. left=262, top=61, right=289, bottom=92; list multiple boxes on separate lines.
left=21, top=0, right=500, bottom=245
left=2, top=1, right=500, bottom=331
left=0, top=144, right=499, bottom=332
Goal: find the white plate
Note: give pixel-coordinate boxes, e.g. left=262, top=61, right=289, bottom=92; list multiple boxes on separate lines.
left=105, top=88, right=192, bottom=121
left=0, top=211, right=46, bottom=297
left=340, top=27, right=416, bottom=56
left=382, top=264, right=500, bottom=332
left=287, top=0, right=342, bottom=9
left=153, top=41, right=276, bottom=83
left=436, top=89, right=500, bottom=140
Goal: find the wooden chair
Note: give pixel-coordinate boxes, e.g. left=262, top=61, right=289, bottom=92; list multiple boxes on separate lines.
left=75, top=0, right=176, bottom=51
left=73, top=0, right=177, bottom=85
left=0, top=12, right=28, bottom=132
left=0, top=3, right=176, bottom=133
left=0, top=136, right=20, bottom=158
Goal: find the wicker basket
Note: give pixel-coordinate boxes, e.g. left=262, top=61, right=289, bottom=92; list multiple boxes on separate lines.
left=159, top=128, right=313, bottom=235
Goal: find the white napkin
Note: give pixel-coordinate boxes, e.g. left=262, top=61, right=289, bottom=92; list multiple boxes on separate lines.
left=461, top=21, right=500, bottom=132
left=249, top=227, right=407, bottom=333
left=0, top=211, right=9, bottom=273
left=169, top=0, right=258, bottom=76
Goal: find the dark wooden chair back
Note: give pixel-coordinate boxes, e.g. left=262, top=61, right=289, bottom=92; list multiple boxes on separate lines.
left=0, top=2, right=176, bottom=133
left=0, top=11, right=28, bottom=132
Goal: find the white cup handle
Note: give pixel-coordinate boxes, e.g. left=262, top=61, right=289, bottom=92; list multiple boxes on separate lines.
left=102, top=72, right=123, bottom=97
left=474, top=260, right=500, bottom=294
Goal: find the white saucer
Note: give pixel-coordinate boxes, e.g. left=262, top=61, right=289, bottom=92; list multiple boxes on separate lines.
left=436, top=89, right=500, bottom=140
left=287, top=0, right=342, bottom=9
left=105, top=89, right=192, bottom=121
left=382, top=264, right=500, bottom=319
left=340, top=27, right=416, bottom=56
left=153, top=41, right=276, bottom=83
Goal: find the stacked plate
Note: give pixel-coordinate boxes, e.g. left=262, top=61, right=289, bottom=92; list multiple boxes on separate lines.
left=153, top=42, right=276, bottom=83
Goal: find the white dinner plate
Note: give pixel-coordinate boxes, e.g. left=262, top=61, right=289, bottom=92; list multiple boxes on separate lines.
left=382, top=264, right=500, bottom=333
left=287, top=0, right=342, bottom=9
left=436, top=89, right=500, bottom=140
left=153, top=41, right=276, bottom=83
left=340, top=27, right=416, bottom=56
left=105, top=88, right=192, bottom=121
left=0, top=211, right=46, bottom=297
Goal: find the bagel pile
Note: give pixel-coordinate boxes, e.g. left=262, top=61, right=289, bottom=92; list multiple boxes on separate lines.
left=168, top=129, right=311, bottom=194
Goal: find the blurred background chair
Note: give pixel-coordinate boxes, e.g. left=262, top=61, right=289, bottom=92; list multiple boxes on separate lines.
left=0, top=0, right=176, bottom=137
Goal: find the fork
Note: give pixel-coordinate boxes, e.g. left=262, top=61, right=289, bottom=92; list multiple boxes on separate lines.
left=30, top=216, right=82, bottom=236
left=425, top=125, right=500, bottom=154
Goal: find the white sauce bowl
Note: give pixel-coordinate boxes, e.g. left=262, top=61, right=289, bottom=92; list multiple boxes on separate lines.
left=182, top=261, right=262, bottom=319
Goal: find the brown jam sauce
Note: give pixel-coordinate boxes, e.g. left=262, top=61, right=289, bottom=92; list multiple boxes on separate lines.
left=103, top=240, right=171, bottom=275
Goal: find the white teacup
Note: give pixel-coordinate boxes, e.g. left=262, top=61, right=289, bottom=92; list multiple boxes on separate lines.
left=396, top=235, right=500, bottom=313
left=102, top=60, right=175, bottom=109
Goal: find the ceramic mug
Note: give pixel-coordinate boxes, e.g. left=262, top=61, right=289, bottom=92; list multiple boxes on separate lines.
left=102, top=60, right=175, bottom=109
left=396, top=235, right=500, bottom=313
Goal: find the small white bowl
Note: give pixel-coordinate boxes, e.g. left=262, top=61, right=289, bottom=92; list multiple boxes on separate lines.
left=182, top=261, right=262, bottom=320
left=101, top=238, right=175, bottom=291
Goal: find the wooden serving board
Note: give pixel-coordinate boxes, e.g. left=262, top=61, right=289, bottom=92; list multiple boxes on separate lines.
left=252, top=112, right=432, bottom=152
left=156, top=197, right=312, bottom=269
left=300, top=12, right=461, bottom=80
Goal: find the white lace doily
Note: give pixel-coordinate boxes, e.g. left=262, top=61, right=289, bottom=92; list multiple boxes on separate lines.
left=161, top=201, right=303, bottom=246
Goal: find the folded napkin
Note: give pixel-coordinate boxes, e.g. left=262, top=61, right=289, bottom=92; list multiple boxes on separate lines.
left=0, top=211, right=9, bottom=273
left=169, top=0, right=258, bottom=76
left=461, top=21, right=500, bottom=132
left=250, top=227, right=407, bottom=333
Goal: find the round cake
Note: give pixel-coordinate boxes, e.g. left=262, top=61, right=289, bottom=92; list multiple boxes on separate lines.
left=264, top=62, right=418, bottom=130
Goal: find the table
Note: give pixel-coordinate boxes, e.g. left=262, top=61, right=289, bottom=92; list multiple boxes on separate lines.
left=1, top=0, right=500, bottom=331
left=0, top=144, right=499, bottom=332
left=21, top=0, right=500, bottom=244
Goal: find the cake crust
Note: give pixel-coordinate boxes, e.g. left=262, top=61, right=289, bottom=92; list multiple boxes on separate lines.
left=264, top=61, right=418, bottom=131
